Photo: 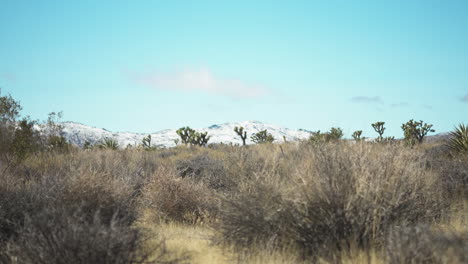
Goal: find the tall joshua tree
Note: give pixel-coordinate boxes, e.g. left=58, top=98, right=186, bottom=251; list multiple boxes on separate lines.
left=371, top=122, right=386, bottom=142
left=371, top=122, right=394, bottom=143
left=234, top=126, right=248, bottom=146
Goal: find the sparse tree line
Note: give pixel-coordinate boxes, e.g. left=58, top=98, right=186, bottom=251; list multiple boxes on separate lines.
left=1, top=90, right=467, bottom=169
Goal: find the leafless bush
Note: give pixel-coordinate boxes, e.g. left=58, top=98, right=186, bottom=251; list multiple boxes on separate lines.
left=1, top=208, right=184, bottom=264
left=141, top=167, right=219, bottom=224
left=176, top=153, right=231, bottom=190
left=385, top=225, right=468, bottom=264
left=218, top=143, right=446, bottom=259
left=424, top=144, right=468, bottom=197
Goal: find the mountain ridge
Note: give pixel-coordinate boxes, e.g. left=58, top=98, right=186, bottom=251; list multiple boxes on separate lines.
left=59, top=121, right=313, bottom=148
left=57, top=121, right=450, bottom=148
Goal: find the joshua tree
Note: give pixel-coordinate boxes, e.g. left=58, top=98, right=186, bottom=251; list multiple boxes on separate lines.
left=371, top=122, right=386, bottom=141
left=176, top=127, right=210, bottom=146
left=142, top=134, right=154, bottom=150
left=401, top=119, right=435, bottom=146
left=191, top=131, right=211, bottom=146
left=352, top=130, right=364, bottom=141
left=328, top=127, right=343, bottom=141
left=176, top=127, right=196, bottom=145
left=309, top=127, right=343, bottom=144
left=251, top=130, right=274, bottom=144
left=234, top=126, right=248, bottom=145
left=371, top=122, right=395, bottom=143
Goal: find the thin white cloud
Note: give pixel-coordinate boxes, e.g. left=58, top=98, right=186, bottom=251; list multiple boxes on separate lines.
left=350, top=96, right=383, bottom=104
left=132, top=68, right=269, bottom=99
left=422, top=104, right=433, bottom=110
left=390, top=102, right=409, bottom=108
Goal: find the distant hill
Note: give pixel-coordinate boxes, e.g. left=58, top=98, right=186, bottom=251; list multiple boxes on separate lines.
left=59, top=121, right=313, bottom=148
left=57, top=121, right=450, bottom=148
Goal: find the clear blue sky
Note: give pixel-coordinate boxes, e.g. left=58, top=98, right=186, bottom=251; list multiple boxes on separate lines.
left=1, top=0, right=467, bottom=137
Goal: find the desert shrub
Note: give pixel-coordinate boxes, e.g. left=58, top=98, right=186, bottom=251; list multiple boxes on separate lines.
left=218, top=183, right=296, bottom=248
left=0, top=182, right=50, bottom=244
left=446, top=124, right=468, bottom=155
left=58, top=172, right=138, bottom=225
left=175, top=153, right=231, bottom=190
left=385, top=225, right=468, bottom=264
left=217, top=146, right=271, bottom=193
left=0, top=153, right=142, bottom=247
left=0, top=117, right=41, bottom=172
left=0, top=93, right=70, bottom=172
left=99, top=137, right=119, bottom=150
left=218, top=143, right=445, bottom=258
left=41, top=111, right=72, bottom=153
left=141, top=167, right=219, bottom=224
left=424, top=144, right=468, bottom=197
left=0, top=91, right=22, bottom=161
left=1, top=208, right=183, bottom=264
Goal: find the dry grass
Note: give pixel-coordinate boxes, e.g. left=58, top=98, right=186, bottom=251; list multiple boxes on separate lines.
left=218, top=142, right=447, bottom=259
left=0, top=141, right=466, bottom=263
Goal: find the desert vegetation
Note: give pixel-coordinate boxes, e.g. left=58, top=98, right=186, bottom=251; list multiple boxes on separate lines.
left=0, top=91, right=467, bottom=263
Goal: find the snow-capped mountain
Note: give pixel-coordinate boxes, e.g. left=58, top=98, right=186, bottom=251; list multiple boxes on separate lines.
left=60, top=121, right=313, bottom=148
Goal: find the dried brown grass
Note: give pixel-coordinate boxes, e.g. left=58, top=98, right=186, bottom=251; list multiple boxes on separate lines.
left=0, top=141, right=465, bottom=263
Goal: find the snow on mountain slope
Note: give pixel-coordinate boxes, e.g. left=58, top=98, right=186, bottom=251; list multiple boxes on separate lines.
left=60, top=121, right=313, bottom=148
left=59, top=121, right=449, bottom=148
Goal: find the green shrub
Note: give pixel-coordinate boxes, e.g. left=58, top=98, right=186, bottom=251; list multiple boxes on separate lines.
left=0, top=92, right=40, bottom=170
left=43, top=112, right=71, bottom=152
left=446, top=124, right=468, bottom=155
left=99, top=137, right=119, bottom=150
left=10, top=118, right=41, bottom=163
